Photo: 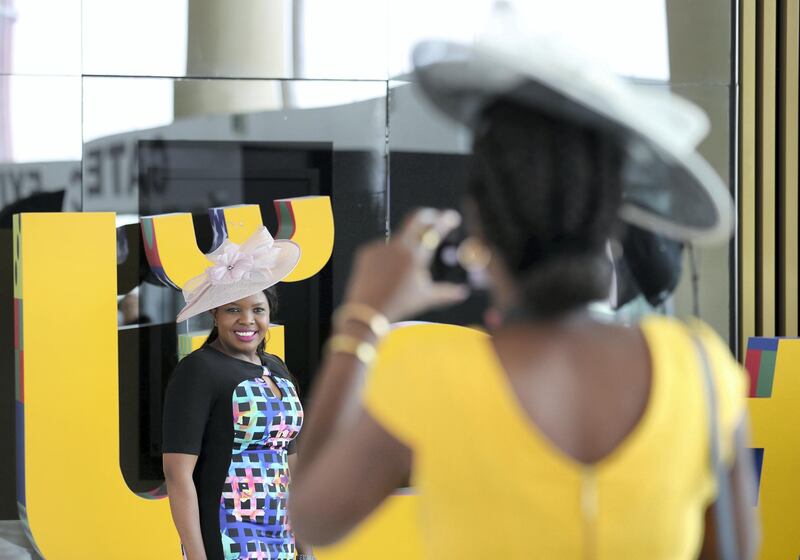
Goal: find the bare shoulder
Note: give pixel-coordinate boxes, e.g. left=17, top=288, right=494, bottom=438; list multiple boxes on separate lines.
left=491, top=318, right=654, bottom=463
left=492, top=319, right=648, bottom=371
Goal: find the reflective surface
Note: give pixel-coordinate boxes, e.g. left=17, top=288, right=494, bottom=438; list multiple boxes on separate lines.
left=387, top=78, right=734, bottom=342
left=666, top=0, right=732, bottom=85
left=81, top=76, right=387, bottom=491
left=81, top=0, right=188, bottom=77
left=82, top=0, right=390, bottom=80
left=662, top=83, right=733, bottom=343
left=0, top=76, right=81, bottom=164
left=76, top=0, right=732, bottom=82
left=2, top=0, right=82, bottom=76
left=0, top=75, right=82, bottom=216
left=389, top=0, right=672, bottom=81
left=387, top=80, right=487, bottom=327
left=0, top=0, right=736, bottom=519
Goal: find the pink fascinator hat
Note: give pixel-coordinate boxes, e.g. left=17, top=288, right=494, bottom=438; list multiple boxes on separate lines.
left=176, top=227, right=301, bottom=323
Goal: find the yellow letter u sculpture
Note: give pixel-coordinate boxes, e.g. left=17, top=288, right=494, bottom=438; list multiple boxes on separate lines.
left=13, top=198, right=333, bottom=558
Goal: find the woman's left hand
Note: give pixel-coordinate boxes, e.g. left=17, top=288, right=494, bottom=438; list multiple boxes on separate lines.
left=343, top=208, right=470, bottom=322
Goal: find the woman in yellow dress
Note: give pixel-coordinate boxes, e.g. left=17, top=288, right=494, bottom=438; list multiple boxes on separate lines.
left=289, top=32, right=757, bottom=559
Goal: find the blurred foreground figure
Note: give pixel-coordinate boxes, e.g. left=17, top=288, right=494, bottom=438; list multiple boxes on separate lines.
left=291, top=20, right=757, bottom=560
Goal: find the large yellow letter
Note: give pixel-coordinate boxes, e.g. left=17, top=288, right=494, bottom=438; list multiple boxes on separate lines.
left=14, top=203, right=426, bottom=559
left=14, top=200, right=334, bottom=558
left=746, top=337, right=800, bottom=558
left=141, top=199, right=334, bottom=289
left=15, top=212, right=178, bottom=557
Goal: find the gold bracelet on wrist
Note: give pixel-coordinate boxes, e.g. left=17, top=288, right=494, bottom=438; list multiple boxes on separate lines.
left=332, top=303, right=390, bottom=338
left=325, top=334, right=378, bottom=365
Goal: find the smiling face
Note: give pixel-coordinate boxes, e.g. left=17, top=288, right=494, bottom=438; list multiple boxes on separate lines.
left=210, top=292, right=270, bottom=359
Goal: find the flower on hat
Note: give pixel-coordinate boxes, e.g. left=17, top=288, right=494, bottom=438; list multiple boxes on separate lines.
left=205, top=230, right=284, bottom=285
left=207, top=243, right=257, bottom=285
left=176, top=226, right=301, bottom=323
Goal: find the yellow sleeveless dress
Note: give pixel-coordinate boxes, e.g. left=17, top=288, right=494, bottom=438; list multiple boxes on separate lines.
left=362, top=316, right=747, bottom=559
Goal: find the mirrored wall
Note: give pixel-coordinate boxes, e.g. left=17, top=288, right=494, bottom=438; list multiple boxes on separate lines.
left=0, top=0, right=736, bottom=518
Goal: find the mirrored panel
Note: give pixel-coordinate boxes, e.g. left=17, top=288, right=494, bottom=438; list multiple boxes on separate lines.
left=82, top=0, right=731, bottom=83
left=297, top=0, right=389, bottom=80
left=650, top=83, right=733, bottom=344
left=81, top=0, right=188, bottom=77
left=387, top=80, right=487, bottom=326
left=389, top=0, right=730, bottom=84
left=82, top=0, right=390, bottom=80
left=83, top=76, right=387, bottom=493
left=665, top=0, right=732, bottom=85
left=387, top=79, right=734, bottom=345
left=0, top=75, right=82, bottom=205
left=2, top=0, right=81, bottom=76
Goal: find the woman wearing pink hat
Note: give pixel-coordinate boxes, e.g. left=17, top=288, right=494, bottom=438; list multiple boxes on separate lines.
left=161, top=227, right=314, bottom=560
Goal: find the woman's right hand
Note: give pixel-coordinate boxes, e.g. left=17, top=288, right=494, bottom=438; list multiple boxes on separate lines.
left=343, top=208, right=469, bottom=322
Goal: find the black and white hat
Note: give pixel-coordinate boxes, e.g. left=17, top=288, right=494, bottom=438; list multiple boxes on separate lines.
left=411, top=28, right=733, bottom=244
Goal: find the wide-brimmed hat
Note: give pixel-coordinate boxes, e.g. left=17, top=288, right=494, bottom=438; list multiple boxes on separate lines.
left=411, top=29, right=733, bottom=244
left=176, top=227, right=300, bottom=323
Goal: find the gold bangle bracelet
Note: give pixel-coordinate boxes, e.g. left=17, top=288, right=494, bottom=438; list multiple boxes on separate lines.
left=332, top=303, right=390, bottom=338
left=325, top=334, right=378, bottom=365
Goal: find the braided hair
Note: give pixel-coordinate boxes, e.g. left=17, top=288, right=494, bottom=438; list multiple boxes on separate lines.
left=468, top=99, right=625, bottom=318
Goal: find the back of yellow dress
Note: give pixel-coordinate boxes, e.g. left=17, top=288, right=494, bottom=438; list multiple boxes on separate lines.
left=362, top=316, right=747, bottom=559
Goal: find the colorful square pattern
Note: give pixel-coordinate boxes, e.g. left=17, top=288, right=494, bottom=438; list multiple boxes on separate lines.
left=745, top=337, right=779, bottom=398
left=219, top=374, right=303, bottom=559
left=745, top=337, right=778, bottom=512
left=751, top=448, right=764, bottom=506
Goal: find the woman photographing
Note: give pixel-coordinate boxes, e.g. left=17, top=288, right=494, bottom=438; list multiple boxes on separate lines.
left=290, top=32, right=757, bottom=560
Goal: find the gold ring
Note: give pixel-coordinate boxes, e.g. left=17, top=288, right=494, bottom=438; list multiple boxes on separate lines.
left=419, top=228, right=442, bottom=250
left=456, top=237, right=492, bottom=270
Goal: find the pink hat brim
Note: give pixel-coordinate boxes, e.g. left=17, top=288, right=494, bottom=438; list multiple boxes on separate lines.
left=175, top=239, right=301, bottom=323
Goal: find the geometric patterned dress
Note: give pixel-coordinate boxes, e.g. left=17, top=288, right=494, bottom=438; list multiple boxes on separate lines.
left=162, top=347, right=303, bottom=560
left=222, top=373, right=303, bottom=559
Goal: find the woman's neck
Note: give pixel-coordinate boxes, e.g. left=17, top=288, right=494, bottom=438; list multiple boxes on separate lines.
left=499, top=304, right=592, bottom=328
left=209, top=339, right=260, bottom=365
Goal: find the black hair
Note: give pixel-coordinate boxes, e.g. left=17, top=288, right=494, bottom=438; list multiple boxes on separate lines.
left=468, top=99, right=625, bottom=318
left=200, top=286, right=296, bottom=385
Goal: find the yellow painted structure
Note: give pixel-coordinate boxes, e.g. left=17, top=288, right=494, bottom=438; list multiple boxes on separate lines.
left=746, top=338, right=800, bottom=558
left=141, top=199, right=333, bottom=292
left=216, top=204, right=267, bottom=244
left=274, top=197, right=335, bottom=282
left=141, top=212, right=211, bottom=289
left=19, top=209, right=800, bottom=558
left=14, top=213, right=179, bottom=558
left=13, top=208, right=428, bottom=558
left=316, top=494, right=423, bottom=560
left=39, top=202, right=800, bottom=559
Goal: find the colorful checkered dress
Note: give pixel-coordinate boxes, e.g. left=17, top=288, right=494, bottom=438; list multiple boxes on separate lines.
left=163, top=348, right=304, bottom=560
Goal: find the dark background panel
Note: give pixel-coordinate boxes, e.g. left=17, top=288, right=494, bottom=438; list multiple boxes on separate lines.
left=114, top=141, right=387, bottom=492
left=0, top=143, right=468, bottom=516
left=138, top=140, right=336, bottom=390
left=118, top=324, right=177, bottom=494
left=389, top=151, right=490, bottom=327
left=330, top=151, right=388, bottom=304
